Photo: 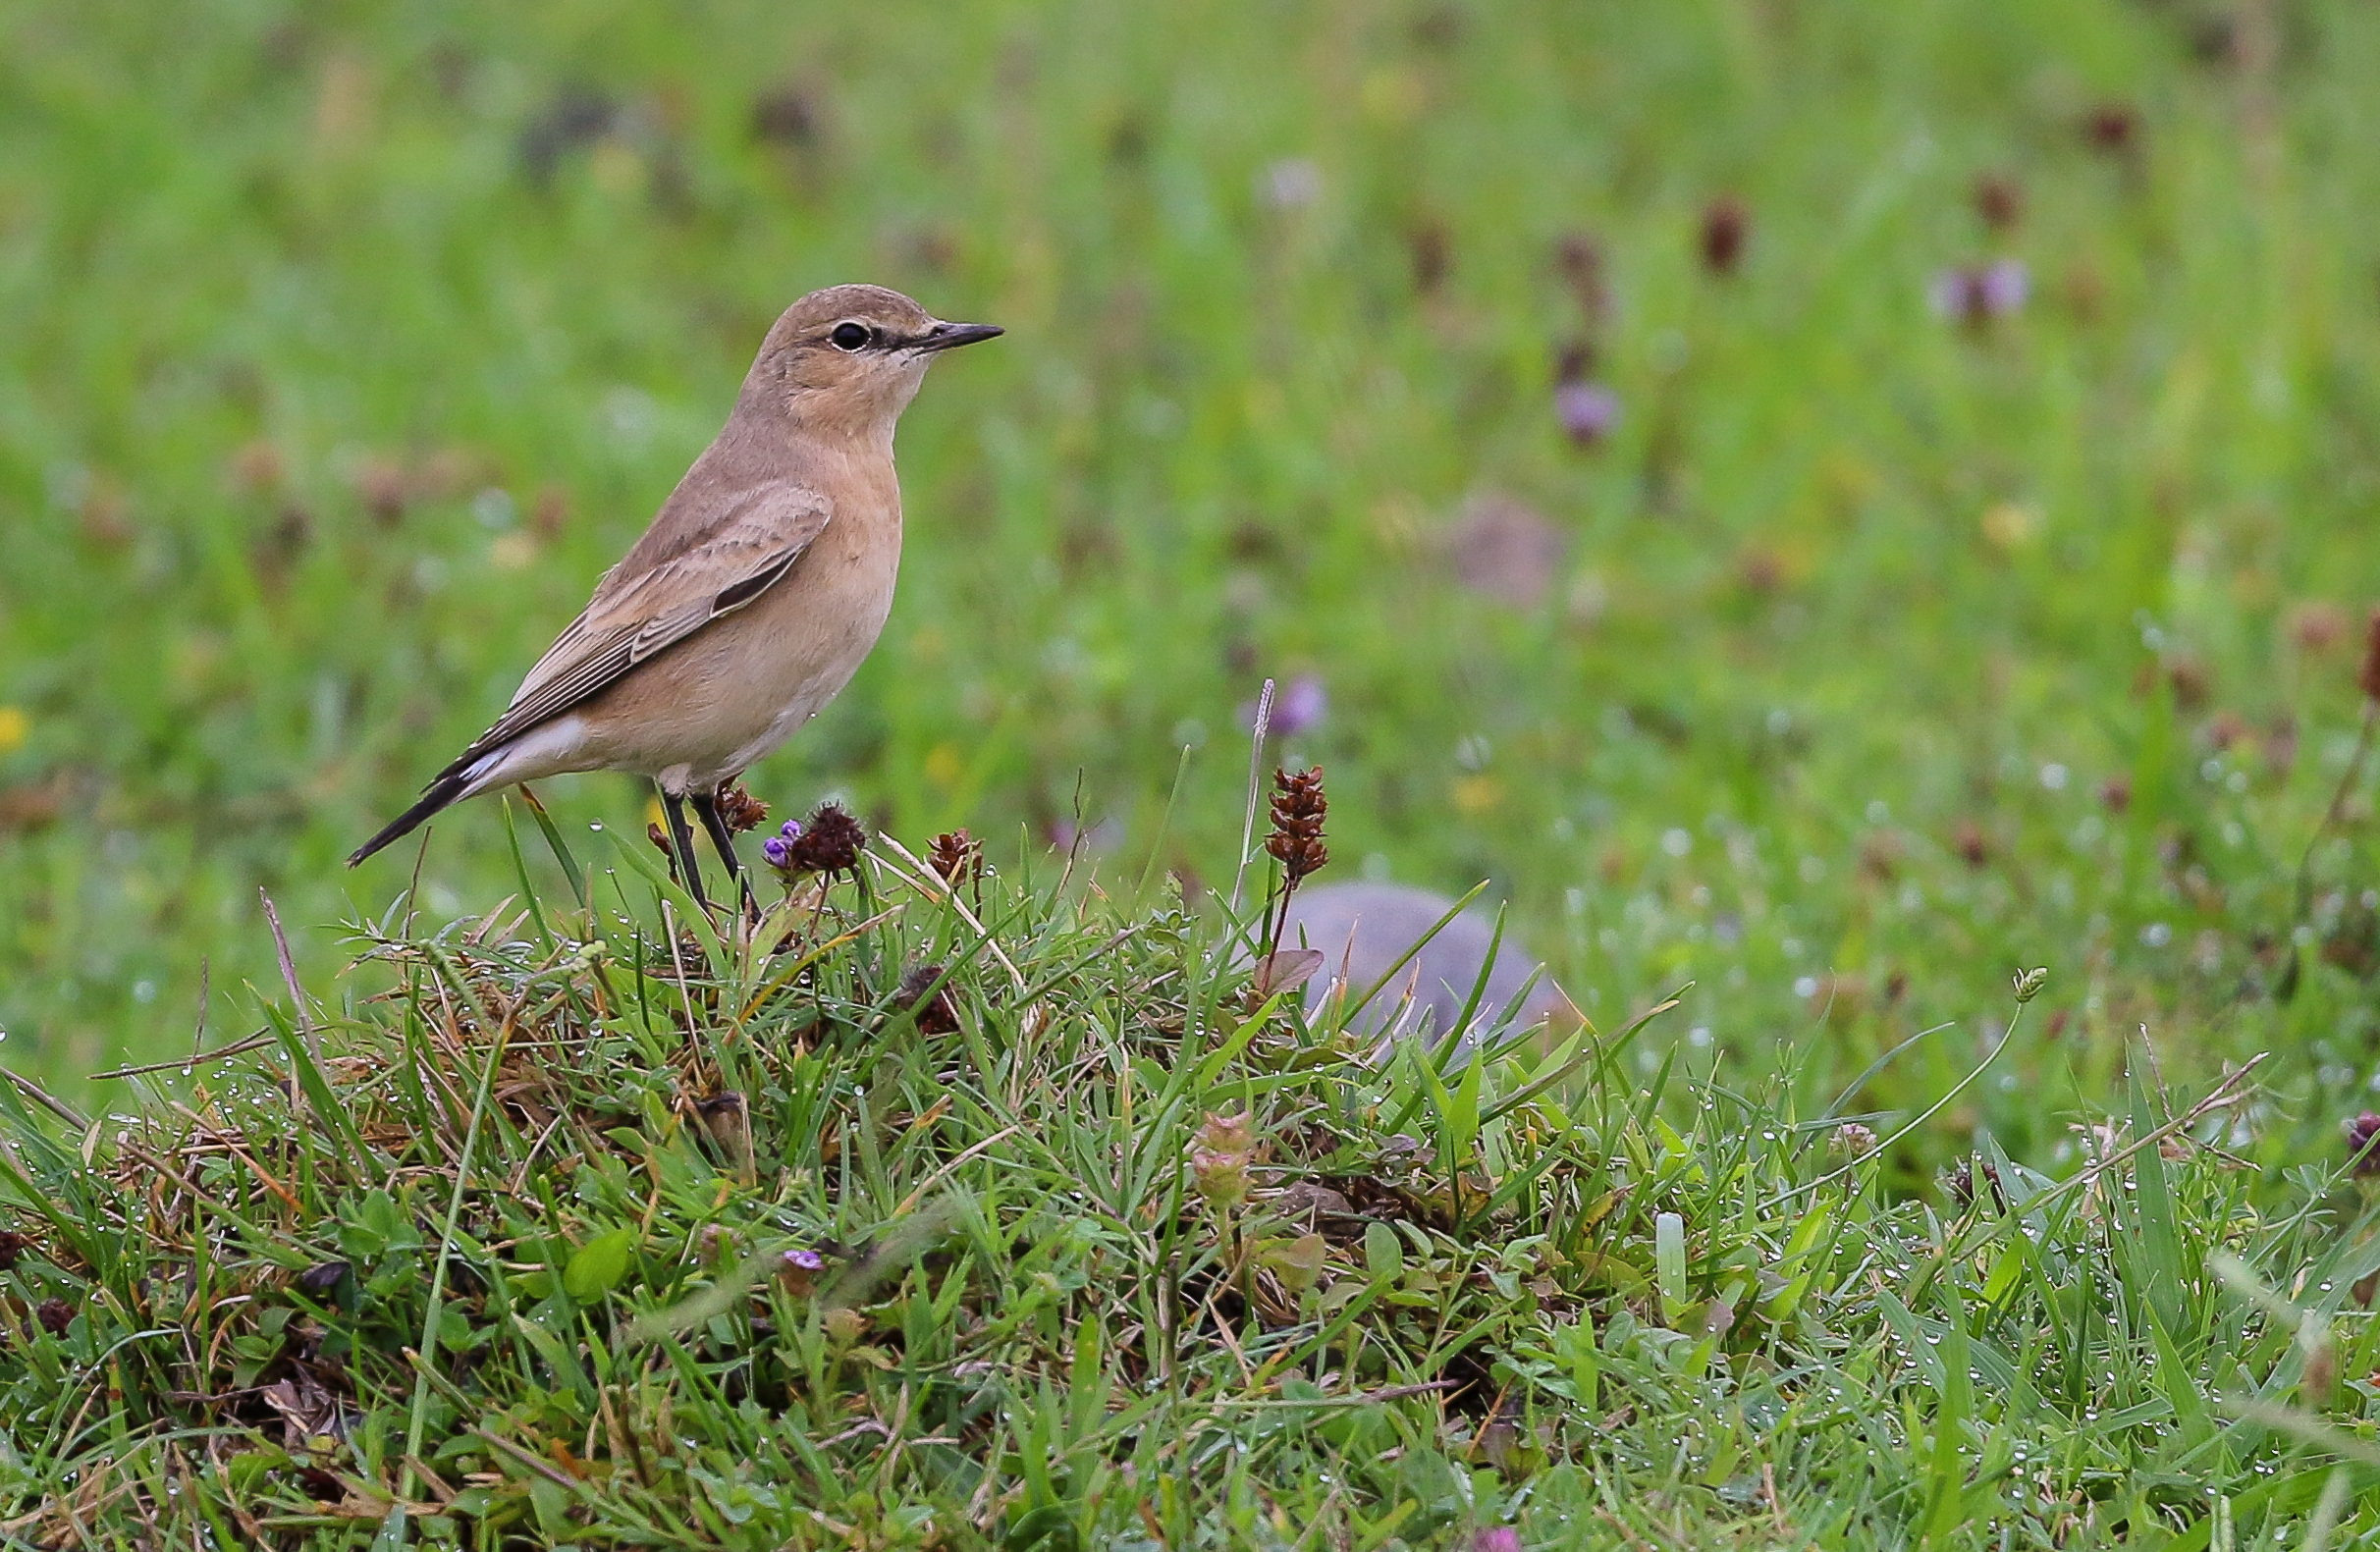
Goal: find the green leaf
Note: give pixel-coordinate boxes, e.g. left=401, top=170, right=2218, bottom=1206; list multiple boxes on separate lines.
left=563, top=1226, right=639, bottom=1303
left=1364, top=1220, right=1404, bottom=1282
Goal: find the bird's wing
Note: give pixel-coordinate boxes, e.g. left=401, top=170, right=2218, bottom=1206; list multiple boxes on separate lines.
left=456, top=481, right=833, bottom=762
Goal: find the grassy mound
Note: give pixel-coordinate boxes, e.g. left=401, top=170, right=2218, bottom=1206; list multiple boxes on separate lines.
left=2, top=809, right=2377, bottom=1549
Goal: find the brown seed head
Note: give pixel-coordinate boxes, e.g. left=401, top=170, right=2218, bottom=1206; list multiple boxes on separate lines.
left=1265, top=767, right=1328, bottom=885
left=35, top=1299, right=72, bottom=1336
left=1699, top=195, right=1748, bottom=275
left=2290, top=601, right=2352, bottom=654
left=2359, top=611, right=2380, bottom=702
left=231, top=440, right=287, bottom=494
left=895, top=962, right=962, bottom=1034
left=784, top=802, right=867, bottom=876
left=352, top=455, right=410, bottom=524
left=531, top=485, right=569, bottom=539
left=750, top=83, right=821, bottom=147
left=2084, top=103, right=2139, bottom=153
left=929, top=829, right=986, bottom=886
left=1973, top=173, right=2025, bottom=231
left=0, top=1230, right=27, bottom=1271
left=714, top=782, right=769, bottom=835
left=1553, top=232, right=1606, bottom=315
left=1408, top=220, right=1450, bottom=295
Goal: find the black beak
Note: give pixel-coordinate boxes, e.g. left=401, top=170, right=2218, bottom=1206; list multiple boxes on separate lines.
left=913, top=321, right=1003, bottom=353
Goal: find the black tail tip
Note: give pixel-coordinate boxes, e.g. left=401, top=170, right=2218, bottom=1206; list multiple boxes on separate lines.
left=349, top=772, right=469, bottom=869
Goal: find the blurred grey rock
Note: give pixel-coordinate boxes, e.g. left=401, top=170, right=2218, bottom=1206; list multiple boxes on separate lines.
left=1280, top=882, right=1574, bottom=1045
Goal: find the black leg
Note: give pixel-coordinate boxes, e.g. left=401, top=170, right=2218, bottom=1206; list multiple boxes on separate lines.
left=661, top=787, right=711, bottom=914
left=691, top=788, right=757, bottom=918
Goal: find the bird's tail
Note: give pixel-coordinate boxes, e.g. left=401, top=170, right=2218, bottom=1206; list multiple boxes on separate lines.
left=348, top=768, right=473, bottom=868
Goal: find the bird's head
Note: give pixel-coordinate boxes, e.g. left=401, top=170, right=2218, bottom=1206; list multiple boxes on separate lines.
left=745, top=284, right=1001, bottom=437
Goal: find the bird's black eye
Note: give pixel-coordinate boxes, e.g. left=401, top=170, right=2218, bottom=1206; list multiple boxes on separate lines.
left=830, top=321, right=872, bottom=351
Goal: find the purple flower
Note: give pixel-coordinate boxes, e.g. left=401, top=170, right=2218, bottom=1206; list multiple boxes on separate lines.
left=1555, top=381, right=1620, bottom=447
left=1929, top=259, right=2029, bottom=326
left=1243, top=672, right=1327, bottom=737
left=1475, top=1529, right=1522, bottom=1552
left=2349, top=1112, right=2380, bottom=1176
left=777, top=1247, right=825, bottom=1294
left=761, top=818, right=805, bottom=870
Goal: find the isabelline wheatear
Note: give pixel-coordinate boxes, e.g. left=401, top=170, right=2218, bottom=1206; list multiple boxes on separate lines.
left=349, top=284, right=1001, bottom=908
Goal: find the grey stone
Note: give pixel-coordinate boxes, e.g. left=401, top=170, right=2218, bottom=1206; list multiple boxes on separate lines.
left=1279, top=882, right=1574, bottom=1045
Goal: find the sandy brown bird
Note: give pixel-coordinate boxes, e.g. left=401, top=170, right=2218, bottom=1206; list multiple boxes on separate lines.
left=349, top=284, right=1001, bottom=908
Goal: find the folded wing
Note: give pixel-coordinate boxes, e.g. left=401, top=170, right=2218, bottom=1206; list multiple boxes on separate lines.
left=453, top=481, right=833, bottom=769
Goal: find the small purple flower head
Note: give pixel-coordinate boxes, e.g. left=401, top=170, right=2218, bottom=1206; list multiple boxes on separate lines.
left=2349, top=1112, right=2380, bottom=1176
left=1245, top=672, right=1327, bottom=737
left=777, top=1247, right=826, bottom=1294
left=762, top=818, right=806, bottom=872
left=1979, top=259, right=2029, bottom=313
left=1930, top=259, right=2029, bottom=327
left=1275, top=673, right=1327, bottom=736
left=1556, top=381, right=1621, bottom=447
left=1474, top=1529, right=1522, bottom=1552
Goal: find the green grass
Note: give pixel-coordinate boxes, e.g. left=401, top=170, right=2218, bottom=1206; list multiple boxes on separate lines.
left=8, top=0, right=2380, bottom=1149
left=14, top=0, right=2380, bottom=1538
left=6, top=836, right=2380, bottom=1548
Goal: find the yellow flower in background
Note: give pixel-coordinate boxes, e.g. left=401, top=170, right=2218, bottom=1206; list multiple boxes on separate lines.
left=1981, top=501, right=2041, bottom=550
left=0, top=706, right=26, bottom=756
left=924, top=742, right=964, bottom=790
left=1452, top=775, right=1503, bottom=816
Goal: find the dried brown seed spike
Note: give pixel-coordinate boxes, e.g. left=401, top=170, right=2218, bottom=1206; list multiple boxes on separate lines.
left=1265, top=766, right=1328, bottom=885
left=2358, top=611, right=2380, bottom=702
left=1699, top=195, right=1748, bottom=275
left=714, top=782, right=770, bottom=835
left=928, top=828, right=985, bottom=886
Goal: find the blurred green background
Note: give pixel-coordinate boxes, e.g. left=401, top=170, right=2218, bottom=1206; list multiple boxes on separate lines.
left=6, top=0, right=2380, bottom=1161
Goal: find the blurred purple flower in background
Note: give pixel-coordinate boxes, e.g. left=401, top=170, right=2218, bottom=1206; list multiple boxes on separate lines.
left=1474, top=1529, right=1522, bottom=1552
left=1555, top=380, right=1621, bottom=446
left=1551, top=340, right=1618, bottom=448
left=1243, top=672, right=1328, bottom=737
left=1929, top=259, right=2029, bottom=326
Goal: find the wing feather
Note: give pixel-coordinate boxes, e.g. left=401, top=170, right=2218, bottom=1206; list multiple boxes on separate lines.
left=448, top=482, right=831, bottom=768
